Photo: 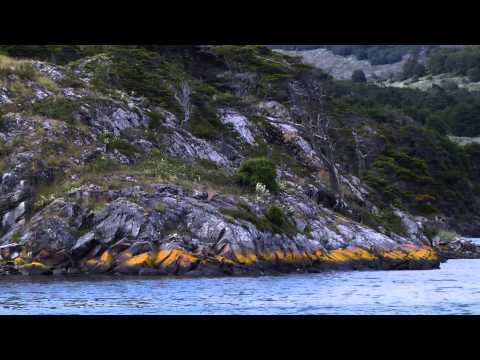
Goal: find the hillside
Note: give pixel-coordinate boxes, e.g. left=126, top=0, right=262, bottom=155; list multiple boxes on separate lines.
left=274, top=48, right=410, bottom=81
left=0, top=45, right=478, bottom=277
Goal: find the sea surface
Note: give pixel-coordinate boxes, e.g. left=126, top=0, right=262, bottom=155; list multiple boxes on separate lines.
left=1, top=239, right=479, bottom=315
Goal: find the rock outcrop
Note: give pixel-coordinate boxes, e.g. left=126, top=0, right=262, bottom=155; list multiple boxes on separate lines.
left=0, top=181, right=441, bottom=277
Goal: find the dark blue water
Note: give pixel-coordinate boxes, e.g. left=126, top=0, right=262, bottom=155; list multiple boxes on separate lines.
left=1, top=258, right=480, bottom=315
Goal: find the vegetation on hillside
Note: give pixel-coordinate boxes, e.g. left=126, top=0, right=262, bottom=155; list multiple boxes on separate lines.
left=2, top=44, right=480, bottom=236
left=270, top=45, right=427, bottom=65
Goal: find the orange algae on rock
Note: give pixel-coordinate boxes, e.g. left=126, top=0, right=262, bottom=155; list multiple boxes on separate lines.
left=23, top=261, right=47, bottom=269
left=155, top=248, right=199, bottom=269
left=381, top=246, right=438, bottom=262
left=14, top=257, right=26, bottom=266
left=85, top=259, right=98, bottom=267
left=381, top=250, right=408, bottom=261
left=233, top=251, right=258, bottom=265
left=100, top=250, right=114, bottom=265
left=407, top=247, right=438, bottom=261
left=323, top=247, right=377, bottom=263
left=124, top=252, right=153, bottom=267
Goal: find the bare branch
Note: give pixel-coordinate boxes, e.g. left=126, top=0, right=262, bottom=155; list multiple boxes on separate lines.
left=174, top=80, right=192, bottom=127
left=288, top=79, right=347, bottom=210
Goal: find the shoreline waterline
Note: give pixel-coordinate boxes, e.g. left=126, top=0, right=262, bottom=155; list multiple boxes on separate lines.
left=0, top=256, right=479, bottom=315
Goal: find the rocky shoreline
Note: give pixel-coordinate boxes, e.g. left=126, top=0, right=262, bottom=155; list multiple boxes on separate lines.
left=1, top=47, right=480, bottom=279
left=0, top=182, right=445, bottom=278
left=0, top=244, right=441, bottom=278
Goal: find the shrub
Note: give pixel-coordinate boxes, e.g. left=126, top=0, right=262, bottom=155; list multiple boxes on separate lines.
left=14, top=62, right=36, bottom=79
left=32, top=96, right=79, bottom=122
left=221, top=207, right=272, bottom=233
left=148, top=111, right=162, bottom=130
left=440, top=80, right=459, bottom=91
left=9, top=81, right=33, bottom=99
left=351, top=70, right=367, bottom=83
left=437, top=230, right=458, bottom=243
left=221, top=205, right=297, bottom=236
left=467, top=67, right=480, bottom=82
left=86, top=157, right=121, bottom=173
left=189, top=118, right=219, bottom=140
left=99, top=133, right=138, bottom=156
left=36, top=76, right=60, bottom=93
left=377, top=209, right=407, bottom=237
left=303, top=224, right=313, bottom=238
left=187, top=104, right=227, bottom=140
left=266, top=205, right=286, bottom=227
left=423, top=226, right=439, bottom=242
left=235, top=157, right=278, bottom=193
left=88, top=46, right=181, bottom=109
left=265, top=205, right=297, bottom=236
left=11, top=230, right=22, bottom=242
left=0, top=55, right=37, bottom=80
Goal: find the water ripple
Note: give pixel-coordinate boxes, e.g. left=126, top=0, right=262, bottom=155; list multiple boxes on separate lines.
left=1, top=259, right=480, bottom=314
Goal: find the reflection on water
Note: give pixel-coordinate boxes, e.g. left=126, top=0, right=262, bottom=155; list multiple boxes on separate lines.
left=1, top=258, right=480, bottom=315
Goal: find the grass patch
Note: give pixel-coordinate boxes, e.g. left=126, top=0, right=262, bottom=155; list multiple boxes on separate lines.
left=32, top=96, right=79, bottom=122
left=36, top=76, right=60, bottom=93
left=0, top=55, right=36, bottom=80
left=99, top=132, right=139, bottom=156
left=9, top=81, right=33, bottom=100
left=86, top=157, right=122, bottom=173
left=221, top=204, right=298, bottom=236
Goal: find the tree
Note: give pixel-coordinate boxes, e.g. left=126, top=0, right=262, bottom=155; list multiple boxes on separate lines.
left=403, top=57, right=426, bottom=79
left=440, top=80, right=459, bottom=91
left=288, top=78, right=347, bottom=210
left=174, top=80, right=192, bottom=127
left=351, top=69, right=367, bottom=83
left=425, top=112, right=451, bottom=135
left=414, top=63, right=427, bottom=77
left=467, top=67, right=480, bottom=82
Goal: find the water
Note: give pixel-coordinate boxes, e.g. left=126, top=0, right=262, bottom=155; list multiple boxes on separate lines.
left=1, top=258, right=480, bottom=315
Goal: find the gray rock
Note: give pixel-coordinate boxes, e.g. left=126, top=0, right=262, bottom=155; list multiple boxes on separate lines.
left=161, top=131, right=231, bottom=167
left=72, top=232, right=96, bottom=258
left=219, top=109, right=256, bottom=145
left=93, top=199, right=147, bottom=245
left=1, top=201, right=26, bottom=231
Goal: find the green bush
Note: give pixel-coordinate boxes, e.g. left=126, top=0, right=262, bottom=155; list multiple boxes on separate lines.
left=437, top=230, right=458, bottom=243
left=467, top=67, right=480, bottom=82
left=221, top=207, right=273, bottom=233
left=377, top=209, right=407, bottom=237
left=266, top=205, right=286, bottom=226
left=14, top=62, right=36, bottom=79
left=9, top=81, right=33, bottom=100
left=351, top=70, right=367, bottom=83
left=86, top=157, right=121, bottom=173
left=148, top=111, right=162, bottom=130
left=88, top=46, right=182, bottom=110
left=189, top=118, right=220, bottom=140
left=235, top=157, right=278, bottom=192
left=99, top=133, right=138, bottom=156
left=221, top=204, right=297, bottom=237
left=32, top=97, right=79, bottom=122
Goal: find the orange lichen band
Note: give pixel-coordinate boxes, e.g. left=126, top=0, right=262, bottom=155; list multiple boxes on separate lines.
left=81, top=245, right=439, bottom=272
left=154, top=249, right=199, bottom=269
left=124, top=252, right=153, bottom=267
left=100, top=250, right=114, bottom=265
left=228, top=246, right=438, bottom=266
left=21, top=261, right=47, bottom=270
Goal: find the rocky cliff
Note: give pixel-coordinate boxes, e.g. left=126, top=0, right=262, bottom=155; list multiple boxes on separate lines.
left=0, top=45, right=477, bottom=277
